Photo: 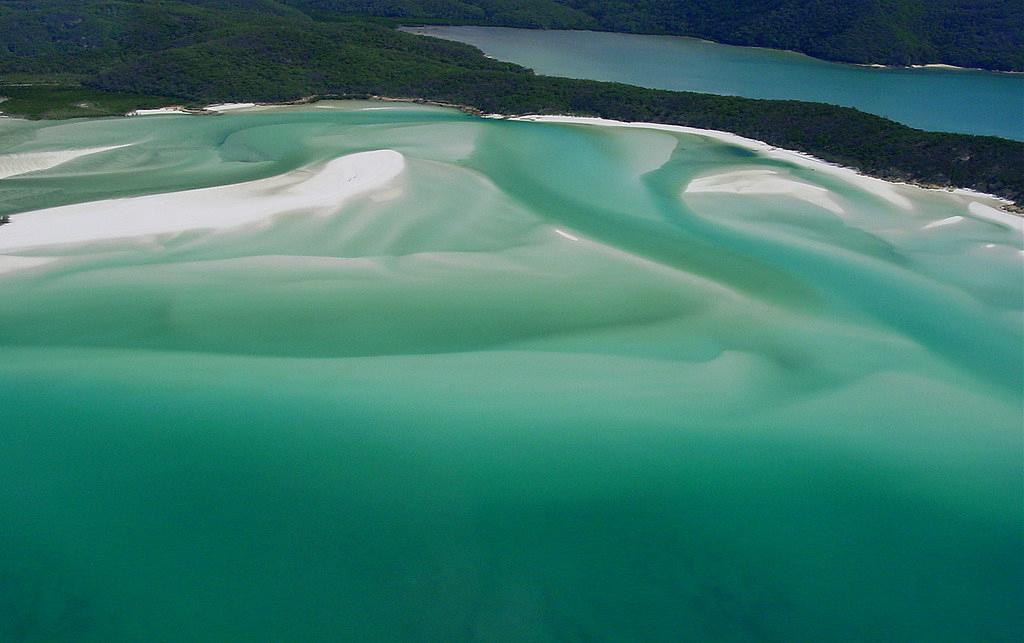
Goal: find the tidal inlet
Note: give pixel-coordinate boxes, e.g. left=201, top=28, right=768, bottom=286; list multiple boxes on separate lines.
left=0, top=102, right=1021, bottom=641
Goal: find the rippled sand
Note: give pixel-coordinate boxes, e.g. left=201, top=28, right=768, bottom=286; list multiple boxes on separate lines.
left=0, top=102, right=1020, bottom=642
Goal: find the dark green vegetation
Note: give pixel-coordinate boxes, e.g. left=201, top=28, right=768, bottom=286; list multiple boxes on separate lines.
left=0, top=83, right=171, bottom=119
left=290, top=0, right=1024, bottom=71
left=1, top=0, right=1022, bottom=203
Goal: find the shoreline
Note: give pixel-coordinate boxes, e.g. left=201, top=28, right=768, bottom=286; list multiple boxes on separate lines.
left=0, top=149, right=405, bottom=258
left=4, top=96, right=1021, bottom=218
left=402, top=25, right=1023, bottom=75
left=508, top=114, right=1021, bottom=222
left=127, top=102, right=263, bottom=117
left=370, top=97, right=1023, bottom=215
left=856, top=62, right=1024, bottom=75
left=1, top=101, right=1021, bottom=272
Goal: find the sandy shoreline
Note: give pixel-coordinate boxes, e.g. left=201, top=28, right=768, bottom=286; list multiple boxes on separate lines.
left=0, top=99, right=1019, bottom=269
left=0, top=144, right=133, bottom=179
left=909, top=63, right=1023, bottom=74
left=510, top=114, right=1020, bottom=225
left=117, top=98, right=1023, bottom=214
left=128, top=102, right=265, bottom=117
left=853, top=62, right=1023, bottom=75
left=683, top=167, right=845, bottom=215
left=0, top=149, right=405, bottom=256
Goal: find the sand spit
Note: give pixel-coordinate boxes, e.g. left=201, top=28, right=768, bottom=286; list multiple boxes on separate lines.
left=0, top=144, right=133, bottom=179
left=207, top=102, right=259, bottom=112
left=128, top=107, right=191, bottom=116
left=0, top=150, right=405, bottom=254
left=852, top=62, right=1021, bottom=74
left=105, top=99, right=1018, bottom=211
left=0, top=255, right=56, bottom=275
left=968, top=201, right=1024, bottom=232
left=684, top=168, right=845, bottom=214
left=922, top=216, right=965, bottom=229
left=512, top=115, right=1023, bottom=220
left=908, top=63, right=1023, bottom=74
left=128, top=103, right=268, bottom=117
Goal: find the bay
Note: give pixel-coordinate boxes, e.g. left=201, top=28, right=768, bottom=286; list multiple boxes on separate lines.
left=405, top=26, right=1024, bottom=140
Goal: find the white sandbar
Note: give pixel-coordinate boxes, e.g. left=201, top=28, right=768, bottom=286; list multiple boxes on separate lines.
left=967, top=202, right=1024, bottom=232
left=513, top=115, right=943, bottom=211
left=910, top=64, right=967, bottom=71
left=207, top=102, right=258, bottom=112
left=0, top=144, right=132, bottom=179
left=129, top=107, right=189, bottom=116
left=684, top=168, right=845, bottom=214
left=0, top=149, right=405, bottom=253
left=922, top=216, right=965, bottom=229
left=0, top=255, right=56, bottom=275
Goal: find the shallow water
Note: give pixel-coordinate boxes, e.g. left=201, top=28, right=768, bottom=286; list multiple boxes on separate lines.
left=0, top=104, right=1021, bottom=641
left=405, top=26, right=1024, bottom=140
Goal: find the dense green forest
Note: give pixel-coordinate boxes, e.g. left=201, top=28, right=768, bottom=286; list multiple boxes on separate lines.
left=2, top=0, right=1021, bottom=71
left=288, top=0, right=1024, bottom=71
left=1, top=0, right=1022, bottom=204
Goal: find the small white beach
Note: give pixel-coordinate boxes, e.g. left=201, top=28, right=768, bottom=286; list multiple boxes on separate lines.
left=207, top=102, right=259, bottom=112
left=129, top=107, right=190, bottom=116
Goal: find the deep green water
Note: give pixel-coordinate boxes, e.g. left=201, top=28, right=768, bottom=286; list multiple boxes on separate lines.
left=405, top=26, right=1024, bottom=140
left=0, top=104, right=1021, bottom=641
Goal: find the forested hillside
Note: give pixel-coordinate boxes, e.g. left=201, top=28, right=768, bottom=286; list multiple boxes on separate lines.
left=287, top=0, right=1024, bottom=71
left=2, top=0, right=1021, bottom=70
left=1, top=0, right=1022, bottom=204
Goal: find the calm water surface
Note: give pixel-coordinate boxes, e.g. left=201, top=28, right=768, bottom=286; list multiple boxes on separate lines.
left=0, top=104, right=1020, bottom=641
left=406, top=26, right=1024, bottom=140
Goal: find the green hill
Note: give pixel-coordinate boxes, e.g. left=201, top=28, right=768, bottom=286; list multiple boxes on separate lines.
left=288, top=0, right=1024, bottom=71
left=1, top=0, right=1022, bottom=204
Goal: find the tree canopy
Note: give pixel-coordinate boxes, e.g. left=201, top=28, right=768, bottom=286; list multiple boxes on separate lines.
left=1, top=0, right=1021, bottom=204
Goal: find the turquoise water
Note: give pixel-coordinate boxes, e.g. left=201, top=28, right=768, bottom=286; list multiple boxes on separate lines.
left=0, top=104, right=1021, bottom=641
left=405, top=26, right=1024, bottom=140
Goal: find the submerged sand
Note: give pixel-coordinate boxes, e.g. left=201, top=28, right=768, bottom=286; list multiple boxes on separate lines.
left=0, top=150, right=405, bottom=253
left=0, top=104, right=1020, bottom=640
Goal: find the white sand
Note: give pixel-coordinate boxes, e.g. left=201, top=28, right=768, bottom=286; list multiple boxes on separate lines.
left=967, top=201, right=1024, bottom=232
left=129, top=107, right=189, bottom=116
left=129, top=103, right=260, bottom=115
left=514, top=115, right=930, bottom=211
left=0, top=150, right=405, bottom=253
left=922, top=215, right=965, bottom=229
left=93, top=102, right=1015, bottom=219
left=0, top=255, right=56, bottom=275
left=0, top=144, right=132, bottom=180
left=864, top=62, right=1022, bottom=74
left=910, top=64, right=969, bottom=71
left=207, top=102, right=258, bottom=112
left=684, top=168, right=845, bottom=214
